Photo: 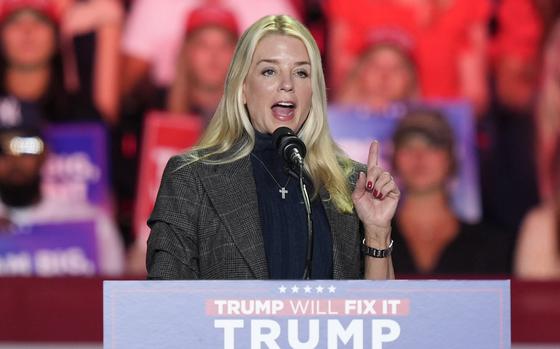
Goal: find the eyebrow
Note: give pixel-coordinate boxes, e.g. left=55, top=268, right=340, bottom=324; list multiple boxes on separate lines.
left=256, top=59, right=311, bottom=66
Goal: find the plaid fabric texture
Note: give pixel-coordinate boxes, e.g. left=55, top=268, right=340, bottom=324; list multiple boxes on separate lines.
left=147, top=153, right=366, bottom=280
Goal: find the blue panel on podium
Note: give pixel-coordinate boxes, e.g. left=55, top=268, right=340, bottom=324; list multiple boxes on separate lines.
left=104, top=280, right=510, bottom=349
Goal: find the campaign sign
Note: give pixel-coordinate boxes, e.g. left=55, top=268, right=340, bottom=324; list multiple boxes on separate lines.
left=133, top=111, right=202, bottom=240
left=104, top=280, right=510, bottom=349
left=42, top=123, right=109, bottom=207
left=0, top=221, right=99, bottom=276
left=328, top=101, right=481, bottom=223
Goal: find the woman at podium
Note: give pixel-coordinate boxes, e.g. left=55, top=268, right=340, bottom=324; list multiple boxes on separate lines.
left=146, top=15, right=400, bottom=280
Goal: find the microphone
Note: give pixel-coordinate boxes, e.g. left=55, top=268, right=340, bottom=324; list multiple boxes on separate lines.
left=272, top=127, right=307, bottom=170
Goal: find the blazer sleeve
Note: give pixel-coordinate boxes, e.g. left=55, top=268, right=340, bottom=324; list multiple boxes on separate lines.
left=146, top=155, right=202, bottom=279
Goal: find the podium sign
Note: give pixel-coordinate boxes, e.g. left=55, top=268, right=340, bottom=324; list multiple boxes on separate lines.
left=104, top=280, right=510, bottom=349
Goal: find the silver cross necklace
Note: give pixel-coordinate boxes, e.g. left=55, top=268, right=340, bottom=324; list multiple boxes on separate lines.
left=251, top=153, right=290, bottom=199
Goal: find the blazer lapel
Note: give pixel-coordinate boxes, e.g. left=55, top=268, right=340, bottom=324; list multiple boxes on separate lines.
left=199, top=156, right=268, bottom=279
left=320, top=189, right=361, bottom=279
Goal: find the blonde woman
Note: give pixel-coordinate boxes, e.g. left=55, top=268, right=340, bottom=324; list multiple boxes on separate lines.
left=147, top=15, right=400, bottom=280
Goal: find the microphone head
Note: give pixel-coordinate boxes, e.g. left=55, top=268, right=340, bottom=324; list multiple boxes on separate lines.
left=272, top=127, right=307, bottom=163
left=272, top=127, right=294, bottom=148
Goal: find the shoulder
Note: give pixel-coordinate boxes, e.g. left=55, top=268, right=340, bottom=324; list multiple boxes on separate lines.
left=158, top=153, right=208, bottom=193
left=459, top=221, right=510, bottom=241
left=519, top=204, right=555, bottom=240
left=458, top=220, right=515, bottom=255
left=155, top=149, right=249, bottom=202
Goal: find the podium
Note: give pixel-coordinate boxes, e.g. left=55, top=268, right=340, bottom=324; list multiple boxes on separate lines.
left=104, top=280, right=510, bottom=348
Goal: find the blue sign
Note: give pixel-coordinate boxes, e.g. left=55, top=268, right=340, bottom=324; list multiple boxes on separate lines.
left=43, top=123, right=109, bottom=207
left=328, top=101, right=481, bottom=223
left=0, top=221, right=99, bottom=276
left=104, top=280, right=510, bottom=349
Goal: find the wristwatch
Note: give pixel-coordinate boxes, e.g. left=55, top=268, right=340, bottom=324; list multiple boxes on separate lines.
left=361, top=239, right=394, bottom=258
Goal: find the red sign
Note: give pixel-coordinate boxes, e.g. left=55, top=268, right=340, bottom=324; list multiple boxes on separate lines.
left=133, top=111, right=202, bottom=240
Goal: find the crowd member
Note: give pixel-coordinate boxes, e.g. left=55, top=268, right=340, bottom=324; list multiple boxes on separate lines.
left=514, top=138, right=560, bottom=279
left=490, top=0, right=542, bottom=114
left=327, top=0, right=489, bottom=115
left=53, top=0, right=124, bottom=125
left=0, top=96, right=125, bottom=275
left=536, top=20, right=560, bottom=200
left=336, top=28, right=418, bottom=110
left=120, top=0, right=299, bottom=102
left=166, top=4, right=238, bottom=126
left=147, top=15, right=399, bottom=280
left=0, top=0, right=122, bottom=125
left=477, top=0, right=542, bottom=236
left=389, top=109, right=512, bottom=275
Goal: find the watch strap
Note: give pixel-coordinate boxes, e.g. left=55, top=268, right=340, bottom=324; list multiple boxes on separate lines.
left=361, top=239, right=394, bottom=258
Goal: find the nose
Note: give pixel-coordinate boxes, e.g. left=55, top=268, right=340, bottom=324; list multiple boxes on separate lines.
left=279, top=72, right=294, bottom=92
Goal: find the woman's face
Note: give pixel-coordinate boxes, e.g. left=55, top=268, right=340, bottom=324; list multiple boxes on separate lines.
left=187, top=26, right=236, bottom=89
left=243, top=34, right=312, bottom=134
left=1, top=10, right=56, bottom=68
left=394, top=136, right=452, bottom=194
left=360, top=46, right=415, bottom=107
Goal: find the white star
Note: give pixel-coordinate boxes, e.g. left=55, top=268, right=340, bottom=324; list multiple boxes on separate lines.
left=304, top=285, right=312, bottom=293
left=278, top=285, right=287, bottom=293
left=315, top=286, right=324, bottom=293
left=328, top=285, right=336, bottom=293
left=291, top=285, right=300, bottom=293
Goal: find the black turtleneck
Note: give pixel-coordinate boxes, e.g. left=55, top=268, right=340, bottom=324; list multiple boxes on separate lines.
left=250, top=130, right=333, bottom=279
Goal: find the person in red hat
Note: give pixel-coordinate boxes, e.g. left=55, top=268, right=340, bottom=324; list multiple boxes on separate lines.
left=166, top=4, right=239, bottom=125
left=336, top=27, right=419, bottom=110
left=0, top=0, right=102, bottom=124
left=0, top=0, right=58, bottom=23
left=0, top=0, right=124, bottom=125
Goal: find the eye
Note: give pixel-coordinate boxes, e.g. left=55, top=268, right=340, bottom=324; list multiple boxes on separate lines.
left=261, top=68, right=275, bottom=77
left=295, top=69, right=309, bottom=78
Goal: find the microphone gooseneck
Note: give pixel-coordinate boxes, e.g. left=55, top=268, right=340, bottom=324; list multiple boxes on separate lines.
left=272, top=127, right=313, bottom=280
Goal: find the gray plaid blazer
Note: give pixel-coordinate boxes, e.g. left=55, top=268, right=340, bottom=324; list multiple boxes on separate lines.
left=147, top=152, right=366, bottom=280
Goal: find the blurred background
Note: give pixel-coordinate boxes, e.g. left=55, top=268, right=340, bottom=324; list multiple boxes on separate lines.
left=0, top=0, right=559, bottom=347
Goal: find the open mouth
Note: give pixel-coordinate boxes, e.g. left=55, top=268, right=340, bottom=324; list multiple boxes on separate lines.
left=271, top=101, right=296, bottom=120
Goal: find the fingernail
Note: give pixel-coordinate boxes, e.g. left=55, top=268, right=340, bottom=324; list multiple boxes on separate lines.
left=378, top=193, right=384, bottom=200
left=373, top=189, right=378, bottom=196
left=366, top=181, right=373, bottom=190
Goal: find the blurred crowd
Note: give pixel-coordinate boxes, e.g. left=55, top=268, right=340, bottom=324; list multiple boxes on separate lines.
left=0, top=0, right=559, bottom=279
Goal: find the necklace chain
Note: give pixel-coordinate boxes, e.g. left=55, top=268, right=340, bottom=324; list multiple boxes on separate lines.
left=251, top=153, right=290, bottom=199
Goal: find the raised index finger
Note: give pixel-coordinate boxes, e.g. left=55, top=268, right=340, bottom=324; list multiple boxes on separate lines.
left=367, top=140, right=380, bottom=170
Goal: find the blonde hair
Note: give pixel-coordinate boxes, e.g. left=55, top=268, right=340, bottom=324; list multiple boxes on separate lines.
left=185, top=15, right=354, bottom=213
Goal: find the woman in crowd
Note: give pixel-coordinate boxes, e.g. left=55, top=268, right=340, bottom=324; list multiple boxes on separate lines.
left=389, top=109, right=512, bottom=275
left=0, top=0, right=122, bottom=124
left=0, top=0, right=90, bottom=123
left=336, top=28, right=418, bottom=110
left=147, top=15, right=400, bottom=280
left=166, top=4, right=239, bottom=125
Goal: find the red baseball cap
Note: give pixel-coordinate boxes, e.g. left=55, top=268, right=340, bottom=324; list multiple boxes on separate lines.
left=360, top=27, right=418, bottom=66
left=0, top=0, right=59, bottom=24
left=184, top=4, right=239, bottom=37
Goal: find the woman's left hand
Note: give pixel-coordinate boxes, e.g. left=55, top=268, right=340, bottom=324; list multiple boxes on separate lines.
left=352, top=141, right=400, bottom=243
